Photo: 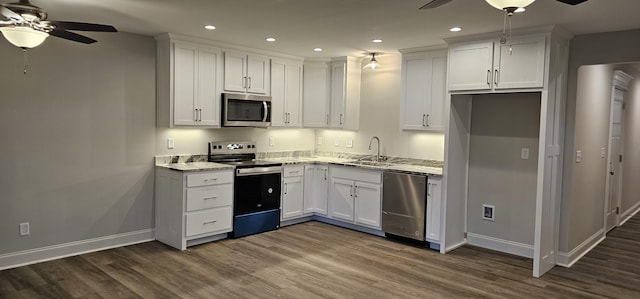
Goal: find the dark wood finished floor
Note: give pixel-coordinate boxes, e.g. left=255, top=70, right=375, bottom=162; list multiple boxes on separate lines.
left=2, top=216, right=639, bottom=298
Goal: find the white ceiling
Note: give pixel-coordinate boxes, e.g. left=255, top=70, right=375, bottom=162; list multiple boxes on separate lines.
left=18, top=0, right=640, bottom=58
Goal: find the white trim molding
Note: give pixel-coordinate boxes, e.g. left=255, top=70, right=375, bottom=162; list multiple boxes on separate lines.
left=613, top=70, right=633, bottom=91
left=466, top=233, right=534, bottom=258
left=620, top=201, right=640, bottom=226
left=556, top=228, right=605, bottom=268
left=0, top=229, right=154, bottom=271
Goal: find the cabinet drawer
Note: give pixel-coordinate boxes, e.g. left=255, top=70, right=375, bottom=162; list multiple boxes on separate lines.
left=185, top=207, right=232, bottom=237
left=330, top=166, right=381, bottom=184
left=186, top=184, right=233, bottom=212
left=283, top=165, right=304, bottom=178
left=186, top=170, right=233, bottom=187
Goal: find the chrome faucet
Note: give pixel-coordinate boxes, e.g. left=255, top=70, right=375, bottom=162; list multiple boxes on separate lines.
left=368, top=136, right=381, bottom=162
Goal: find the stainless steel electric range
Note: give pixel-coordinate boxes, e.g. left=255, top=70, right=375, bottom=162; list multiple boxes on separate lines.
left=208, top=141, right=282, bottom=238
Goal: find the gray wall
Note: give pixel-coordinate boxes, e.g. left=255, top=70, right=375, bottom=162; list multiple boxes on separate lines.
left=467, top=93, right=540, bottom=245
left=621, top=69, right=640, bottom=215
left=0, top=32, right=156, bottom=254
left=561, top=29, right=640, bottom=253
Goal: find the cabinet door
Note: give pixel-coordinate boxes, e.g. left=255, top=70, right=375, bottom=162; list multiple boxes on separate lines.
left=354, top=181, right=382, bottom=228
left=224, top=51, right=246, bottom=92
left=448, top=42, right=494, bottom=91
left=173, top=43, right=197, bottom=125
left=284, top=63, right=302, bottom=126
left=330, top=61, right=346, bottom=128
left=270, top=60, right=287, bottom=126
left=329, top=177, right=354, bottom=221
left=197, top=47, right=221, bottom=126
left=426, top=54, right=447, bottom=130
left=282, top=176, right=304, bottom=220
left=305, top=165, right=328, bottom=215
left=246, top=55, right=270, bottom=94
left=493, top=36, right=546, bottom=90
left=401, top=53, right=429, bottom=130
left=425, top=177, right=442, bottom=242
left=303, top=63, right=330, bottom=128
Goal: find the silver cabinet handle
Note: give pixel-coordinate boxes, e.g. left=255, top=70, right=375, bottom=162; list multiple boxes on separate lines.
left=325, top=114, right=329, bottom=125
left=354, top=185, right=358, bottom=197
left=423, top=114, right=427, bottom=127
left=204, top=196, right=218, bottom=201
left=426, top=114, right=430, bottom=127
left=427, top=182, right=431, bottom=196
left=350, top=185, right=353, bottom=197
left=487, top=70, right=491, bottom=86
left=262, top=101, right=269, bottom=122
left=284, top=183, right=288, bottom=194
left=289, top=170, right=300, bottom=174
left=203, top=220, right=217, bottom=225
left=494, top=69, right=499, bottom=86
left=324, top=169, right=328, bottom=180
left=243, top=76, right=247, bottom=89
left=248, top=77, right=252, bottom=89
left=203, top=178, right=218, bottom=182
left=339, top=114, right=343, bottom=125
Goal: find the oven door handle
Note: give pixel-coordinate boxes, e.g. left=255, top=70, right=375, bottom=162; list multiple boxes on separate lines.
left=236, top=167, right=282, bottom=176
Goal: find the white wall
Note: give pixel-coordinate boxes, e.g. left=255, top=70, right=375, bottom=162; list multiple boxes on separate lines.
left=561, top=29, right=640, bottom=254
left=619, top=66, right=640, bottom=218
left=316, top=54, right=445, bottom=160
left=467, top=93, right=540, bottom=246
left=0, top=32, right=156, bottom=255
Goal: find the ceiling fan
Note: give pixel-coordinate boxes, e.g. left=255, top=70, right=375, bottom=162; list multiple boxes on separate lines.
left=419, top=0, right=589, bottom=10
left=0, top=0, right=117, bottom=49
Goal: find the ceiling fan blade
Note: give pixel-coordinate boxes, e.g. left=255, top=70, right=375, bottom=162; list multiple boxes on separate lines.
left=556, top=0, right=589, bottom=5
left=48, top=21, right=117, bottom=32
left=49, top=29, right=97, bottom=44
left=1, top=6, right=23, bottom=21
left=419, top=0, right=453, bottom=10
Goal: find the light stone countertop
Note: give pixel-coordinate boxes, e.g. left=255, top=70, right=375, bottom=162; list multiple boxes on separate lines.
left=156, top=162, right=234, bottom=172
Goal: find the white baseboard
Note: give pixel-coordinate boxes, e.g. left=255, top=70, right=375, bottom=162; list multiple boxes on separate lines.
left=466, top=233, right=534, bottom=258
left=312, top=216, right=386, bottom=237
left=444, top=239, right=467, bottom=254
left=556, top=228, right=605, bottom=268
left=620, top=201, right=640, bottom=226
left=0, top=229, right=154, bottom=271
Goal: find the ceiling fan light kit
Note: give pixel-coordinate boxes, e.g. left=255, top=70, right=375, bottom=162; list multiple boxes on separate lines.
left=484, top=0, right=535, bottom=11
left=0, top=25, right=47, bottom=48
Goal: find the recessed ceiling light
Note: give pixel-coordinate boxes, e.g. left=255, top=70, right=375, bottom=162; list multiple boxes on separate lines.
left=204, top=25, right=216, bottom=30
left=266, top=37, right=276, bottom=42
left=313, top=48, right=323, bottom=52
left=372, top=39, right=383, bottom=43
left=450, top=27, right=462, bottom=32
left=515, top=7, right=526, bottom=13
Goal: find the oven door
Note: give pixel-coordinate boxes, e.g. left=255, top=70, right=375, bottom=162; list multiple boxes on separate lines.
left=234, top=167, right=281, bottom=215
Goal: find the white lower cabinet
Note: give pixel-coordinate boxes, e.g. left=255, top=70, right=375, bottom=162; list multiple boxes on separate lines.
left=304, top=165, right=328, bottom=215
left=329, top=166, right=382, bottom=229
left=155, top=168, right=234, bottom=250
left=281, top=165, right=305, bottom=220
left=425, top=176, right=442, bottom=243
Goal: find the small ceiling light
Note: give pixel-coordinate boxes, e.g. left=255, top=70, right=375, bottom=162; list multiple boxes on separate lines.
left=450, top=27, right=462, bottom=32
left=372, top=39, right=383, bottom=43
left=266, top=37, right=276, bottom=42
left=0, top=26, right=49, bottom=48
left=204, top=25, right=216, bottom=30
left=363, top=53, right=381, bottom=70
left=313, top=48, right=323, bottom=52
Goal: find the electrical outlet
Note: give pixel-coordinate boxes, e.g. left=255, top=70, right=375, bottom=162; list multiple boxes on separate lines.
left=521, top=148, right=529, bottom=160
left=346, top=139, right=353, bottom=148
left=317, top=136, right=323, bottom=145
left=576, top=150, right=582, bottom=163
left=482, top=205, right=495, bottom=222
left=334, top=139, right=340, bottom=147
left=269, top=136, right=275, bottom=146
left=19, top=222, right=30, bottom=236
left=167, top=137, right=175, bottom=149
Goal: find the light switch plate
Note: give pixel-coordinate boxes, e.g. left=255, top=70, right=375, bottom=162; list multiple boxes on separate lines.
left=269, top=136, right=274, bottom=146
left=521, top=148, right=530, bottom=160
left=334, top=139, right=340, bottom=147
left=346, top=139, right=353, bottom=148
left=601, top=147, right=606, bottom=158
left=167, top=138, right=175, bottom=149
left=576, top=150, right=582, bottom=163
left=317, top=136, right=323, bottom=145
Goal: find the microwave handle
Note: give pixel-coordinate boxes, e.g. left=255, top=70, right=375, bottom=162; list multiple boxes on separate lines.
left=262, top=101, right=269, bottom=122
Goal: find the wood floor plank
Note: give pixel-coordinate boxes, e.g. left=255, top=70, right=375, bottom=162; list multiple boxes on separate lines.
left=2, top=215, right=640, bottom=298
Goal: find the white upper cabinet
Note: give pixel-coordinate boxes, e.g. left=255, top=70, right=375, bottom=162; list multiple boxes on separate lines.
left=303, top=61, right=330, bottom=128
left=224, top=50, right=270, bottom=94
left=329, top=57, right=361, bottom=130
left=271, top=58, right=303, bottom=127
left=156, top=35, right=223, bottom=127
left=400, top=49, right=447, bottom=131
left=448, top=35, right=546, bottom=92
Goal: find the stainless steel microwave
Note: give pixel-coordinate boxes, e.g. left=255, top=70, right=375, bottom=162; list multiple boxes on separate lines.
left=221, top=93, right=272, bottom=127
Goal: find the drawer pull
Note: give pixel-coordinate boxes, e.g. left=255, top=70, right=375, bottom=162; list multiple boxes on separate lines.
left=203, top=196, right=218, bottom=200
left=204, top=178, right=218, bottom=182
left=203, top=220, right=217, bottom=225
left=289, top=170, right=300, bottom=174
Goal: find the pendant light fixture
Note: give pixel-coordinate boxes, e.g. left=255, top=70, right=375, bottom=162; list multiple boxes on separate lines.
left=484, top=0, right=535, bottom=44
left=363, top=52, right=381, bottom=70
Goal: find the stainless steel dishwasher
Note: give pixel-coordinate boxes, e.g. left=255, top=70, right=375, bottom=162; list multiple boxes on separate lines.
left=382, top=172, right=427, bottom=241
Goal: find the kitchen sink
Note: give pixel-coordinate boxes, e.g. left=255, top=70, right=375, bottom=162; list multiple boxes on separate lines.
left=350, top=160, right=393, bottom=167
